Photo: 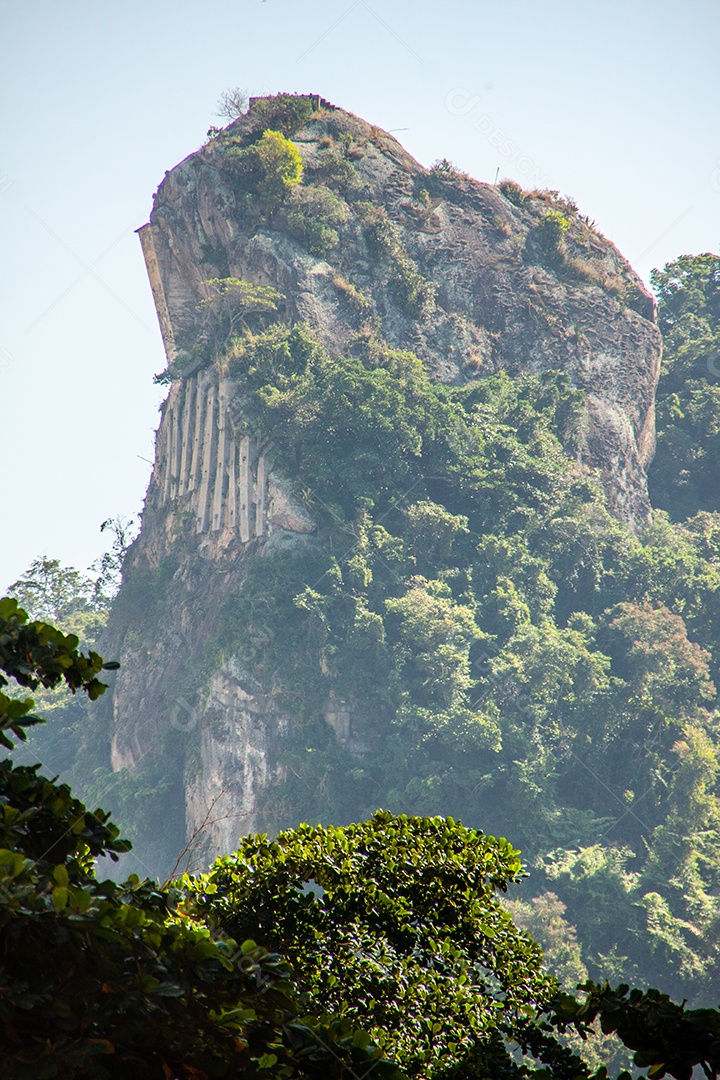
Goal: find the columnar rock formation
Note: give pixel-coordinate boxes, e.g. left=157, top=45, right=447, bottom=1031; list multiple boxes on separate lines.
left=101, top=95, right=662, bottom=869
left=154, top=372, right=266, bottom=540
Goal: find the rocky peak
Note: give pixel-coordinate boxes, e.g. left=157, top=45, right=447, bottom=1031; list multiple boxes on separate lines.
left=103, top=94, right=662, bottom=870
left=143, top=91, right=660, bottom=524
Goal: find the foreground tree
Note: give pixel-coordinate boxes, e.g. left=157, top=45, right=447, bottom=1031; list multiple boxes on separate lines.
left=185, top=810, right=720, bottom=1080
left=183, top=813, right=588, bottom=1077
left=551, top=982, right=720, bottom=1080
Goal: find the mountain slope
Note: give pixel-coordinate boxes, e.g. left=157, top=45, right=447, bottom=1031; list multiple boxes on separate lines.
left=83, top=96, right=720, bottom=1001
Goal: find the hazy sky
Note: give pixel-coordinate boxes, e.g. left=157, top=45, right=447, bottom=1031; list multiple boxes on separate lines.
left=1, top=0, right=718, bottom=591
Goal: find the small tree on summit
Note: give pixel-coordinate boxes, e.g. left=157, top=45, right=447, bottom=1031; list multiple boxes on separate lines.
left=215, top=86, right=248, bottom=120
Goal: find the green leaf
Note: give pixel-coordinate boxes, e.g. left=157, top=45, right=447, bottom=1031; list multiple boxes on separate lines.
left=53, top=864, right=69, bottom=887
left=257, top=1053, right=278, bottom=1068
left=52, top=885, right=68, bottom=911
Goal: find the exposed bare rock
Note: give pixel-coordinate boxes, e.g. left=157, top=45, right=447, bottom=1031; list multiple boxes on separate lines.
left=142, top=96, right=659, bottom=520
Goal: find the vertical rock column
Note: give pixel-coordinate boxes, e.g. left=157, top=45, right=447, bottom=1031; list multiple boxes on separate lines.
left=151, top=371, right=272, bottom=541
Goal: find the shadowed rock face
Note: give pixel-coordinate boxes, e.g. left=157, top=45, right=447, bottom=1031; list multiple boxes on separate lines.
left=102, top=95, right=661, bottom=870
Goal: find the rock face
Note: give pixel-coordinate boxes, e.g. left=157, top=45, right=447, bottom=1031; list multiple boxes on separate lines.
left=103, top=94, right=661, bottom=869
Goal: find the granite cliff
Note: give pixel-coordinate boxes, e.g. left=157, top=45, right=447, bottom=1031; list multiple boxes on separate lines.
left=101, top=94, right=662, bottom=869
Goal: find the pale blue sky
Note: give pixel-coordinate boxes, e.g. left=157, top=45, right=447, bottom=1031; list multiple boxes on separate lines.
left=1, top=0, right=718, bottom=590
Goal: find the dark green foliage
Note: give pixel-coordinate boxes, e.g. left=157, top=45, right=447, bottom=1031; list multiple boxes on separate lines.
left=355, top=202, right=437, bottom=318
left=551, top=981, right=720, bottom=1080
left=534, top=209, right=571, bottom=264
left=648, top=253, right=720, bottom=518
left=654, top=252, right=720, bottom=333
left=189, top=814, right=720, bottom=1079
left=226, top=325, right=451, bottom=512
left=0, top=596, right=116, bottom=750
left=0, top=756, right=130, bottom=870
left=310, top=145, right=366, bottom=197
left=213, top=318, right=720, bottom=1003
left=0, top=777, right=399, bottom=1078
left=184, top=812, right=572, bottom=1078
left=246, top=93, right=316, bottom=137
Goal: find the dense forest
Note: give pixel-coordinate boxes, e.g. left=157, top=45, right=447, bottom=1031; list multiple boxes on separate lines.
left=2, top=106, right=720, bottom=1076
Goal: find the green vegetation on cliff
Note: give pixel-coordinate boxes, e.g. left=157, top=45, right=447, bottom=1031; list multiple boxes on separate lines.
left=200, top=258, right=720, bottom=1004
left=648, top=253, right=720, bottom=518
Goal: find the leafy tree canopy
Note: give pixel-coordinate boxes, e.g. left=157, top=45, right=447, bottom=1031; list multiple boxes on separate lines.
left=201, top=318, right=720, bottom=1004
left=185, top=812, right=580, bottom=1077
left=649, top=252, right=720, bottom=517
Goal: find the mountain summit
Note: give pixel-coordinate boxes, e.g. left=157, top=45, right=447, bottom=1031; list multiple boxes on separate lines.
left=104, top=93, right=661, bottom=867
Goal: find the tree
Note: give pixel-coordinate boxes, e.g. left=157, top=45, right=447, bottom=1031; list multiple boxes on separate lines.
left=156, top=279, right=284, bottom=382
left=215, top=86, right=248, bottom=120
left=183, top=812, right=579, bottom=1078
left=550, top=981, right=720, bottom=1080
left=4, top=533, right=136, bottom=776
left=185, top=812, right=720, bottom=1079
left=91, top=515, right=138, bottom=606
left=254, top=129, right=303, bottom=196
left=504, top=891, right=588, bottom=990
left=7, top=518, right=137, bottom=646
left=7, top=556, right=104, bottom=641
left=225, top=128, right=303, bottom=206
left=197, top=277, right=283, bottom=357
